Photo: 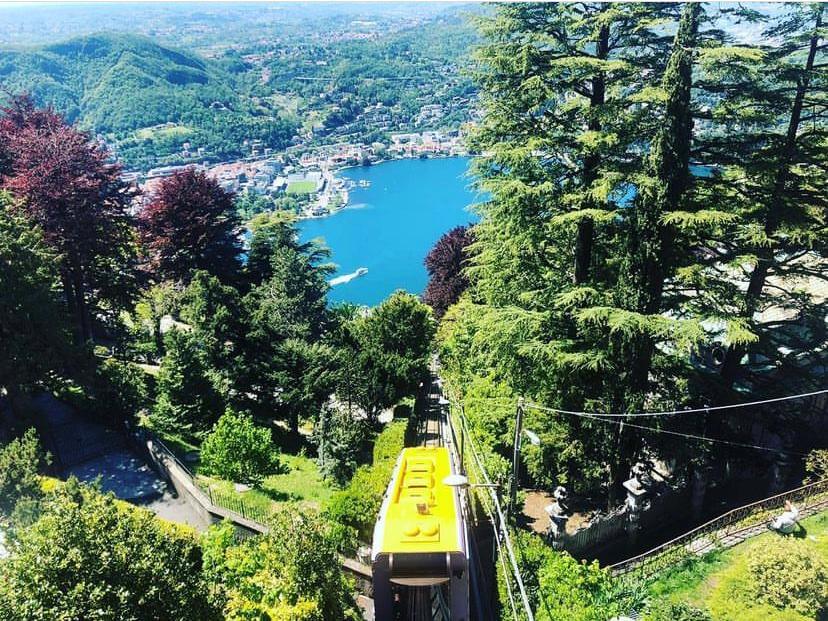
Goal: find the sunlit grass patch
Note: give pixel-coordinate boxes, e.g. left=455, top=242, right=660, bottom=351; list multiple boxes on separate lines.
left=134, top=124, right=193, bottom=140
left=646, top=511, right=828, bottom=620
left=198, top=452, right=333, bottom=520
left=286, top=180, right=317, bottom=194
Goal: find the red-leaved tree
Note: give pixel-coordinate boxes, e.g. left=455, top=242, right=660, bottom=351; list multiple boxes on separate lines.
left=139, top=168, right=241, bottom=284
left=0, top=95, right=137, bottom=344
left=423, top=225, right=473, bottom=318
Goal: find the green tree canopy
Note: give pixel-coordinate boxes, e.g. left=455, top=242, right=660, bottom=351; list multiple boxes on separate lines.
left=0, top=429, right=47, bottom=517
left=0, top=479, right=219, bottom=621
left=202, top=511, right=361, bottom=621
left=180, top=269, right=243, bottom=377
left=150, top=328, right=226, bottom=440
left=342, top=291, right=435, bottom=421
left=235, top=221, right=334, bottom=431
left=200, top=410, right=282, bottom=487
left=443, top=2, right=760, bottom=503
left=0, top=193, right=71, bottom=414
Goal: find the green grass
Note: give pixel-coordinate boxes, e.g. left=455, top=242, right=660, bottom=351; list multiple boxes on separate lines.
left=267, top=93, right=302, bottom=118
left=142, top=418, right=333, bottom=517
left=647, top=511, right=828, bottom=620
left=134, top=124, right=193, bottom=140
left=198, top=453, right=333, bottom=517
left=286, top=180, right=317, bottom=195
left=158, top=433, right=200, bottom=460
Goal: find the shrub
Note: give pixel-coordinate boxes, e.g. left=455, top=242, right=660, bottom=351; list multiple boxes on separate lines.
left=324, top=420, right=406, bottom=543
left=644, top=601, right=712, bottom=621
left=805, top=449, right=828, bottom=483
left=507, top=528, right=628, bottom=621
left=372, top=419, right=407, bottom=464
left=203, top=509, right=361, bottom=620
left=705, top=536, right=825, bottom=621
left=200, top=410, right=282, bottom=487
left=313, top=404, right=370, bottom=487
left=746, top=538, right=828, bottom=616
left=0, top=479, right=218, bottom=620
left=0, top=429, right=48, bottom=516
left=326, top=465, right=390, bottom=543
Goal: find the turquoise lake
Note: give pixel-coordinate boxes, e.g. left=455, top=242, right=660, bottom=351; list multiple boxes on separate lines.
left=298, top=157, right=480, bottom=306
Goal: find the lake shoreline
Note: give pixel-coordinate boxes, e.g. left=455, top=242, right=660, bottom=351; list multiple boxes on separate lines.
left=295, top=153, right=474, bottom=223
left=298, top=157, right=479, bottom=306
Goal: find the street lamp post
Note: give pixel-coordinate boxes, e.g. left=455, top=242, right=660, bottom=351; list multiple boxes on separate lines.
left=508, top=398, right=542, bottom=520
left=508, top=398, right=525, bottom=518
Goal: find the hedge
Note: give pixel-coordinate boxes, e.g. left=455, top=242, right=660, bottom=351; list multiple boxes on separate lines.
left=325, top=420, right=407, bottom=543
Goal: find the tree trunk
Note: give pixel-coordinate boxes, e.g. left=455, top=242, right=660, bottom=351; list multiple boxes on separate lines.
left=71, top=264, right=92, bottom=344
left=61, top=270, right=82, bottom=345
left=574, top=218, right=595, bottom=284
left=720, top=7, right=823, bottom=388
left=573, top=22, right=609, bottom=284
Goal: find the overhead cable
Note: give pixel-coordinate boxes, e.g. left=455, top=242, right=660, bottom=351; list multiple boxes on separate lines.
left=545, top=408, right=810, bottom=457
left=522, top=388, right=828, bottom=419
left=451, top=402, right=535, bottom=621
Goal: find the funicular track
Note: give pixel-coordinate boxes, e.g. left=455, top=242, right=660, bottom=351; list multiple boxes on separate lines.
left=396, top=372, right=491, bottom=621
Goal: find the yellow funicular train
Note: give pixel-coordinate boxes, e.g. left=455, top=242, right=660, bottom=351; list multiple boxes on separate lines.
left=372, top=446, right=469, bottom=620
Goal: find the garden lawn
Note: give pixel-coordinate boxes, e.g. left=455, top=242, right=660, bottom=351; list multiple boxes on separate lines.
left=199, top=453, right=333, bottom=518
left=647, top=510, right=828, bottom=621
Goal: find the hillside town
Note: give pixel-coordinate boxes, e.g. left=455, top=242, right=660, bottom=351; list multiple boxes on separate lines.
left=132, top=129, right=469, bottom=220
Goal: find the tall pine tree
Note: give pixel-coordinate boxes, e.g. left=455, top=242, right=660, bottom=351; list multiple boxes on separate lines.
left=704, top=5, right=827, bottom=391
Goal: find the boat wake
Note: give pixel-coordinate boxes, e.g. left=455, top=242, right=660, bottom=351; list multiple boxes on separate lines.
left=328, top=267, right=368, bottom=286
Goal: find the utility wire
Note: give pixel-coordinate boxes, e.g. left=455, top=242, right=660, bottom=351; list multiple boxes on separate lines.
left=454, top=406, right=519, bottom=619
left=522, top=388, right=828, bottom=419
left=273, top=75, right=425, bottom=81
left=458, top=395, right=519, bottom=406
left=469, top=446, right=520, bottom=620
left=454, top=407, right=519, bottom=617
left=544, top=407, right=810, bottom=457
left=451, top=401, right=535, bottom=621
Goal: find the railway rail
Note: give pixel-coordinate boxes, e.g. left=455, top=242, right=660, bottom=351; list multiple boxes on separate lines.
left=369, top=371, right=490, bottom=621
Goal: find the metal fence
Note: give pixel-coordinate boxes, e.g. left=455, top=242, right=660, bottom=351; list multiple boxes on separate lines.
left=563, top=506, right=628, bottom=552
left=610, top=478, right=828, bottom=578
left=200, top=485, right=275, bottom=525
left=146, top=433, right=276, bottom=528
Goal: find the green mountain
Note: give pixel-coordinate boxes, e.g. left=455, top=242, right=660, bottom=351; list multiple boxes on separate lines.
left=0, top=33, right=296, bottom=169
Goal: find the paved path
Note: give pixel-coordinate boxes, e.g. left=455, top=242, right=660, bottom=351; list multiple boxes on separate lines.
left=142, top=491, right=207, bottom=530
left=67, top=449, right=166, bottom=502
left=28, top=393, right=206, bottom=527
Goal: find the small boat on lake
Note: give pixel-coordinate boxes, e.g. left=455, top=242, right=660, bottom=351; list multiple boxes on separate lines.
left=358, top=179, right=371, bottom=187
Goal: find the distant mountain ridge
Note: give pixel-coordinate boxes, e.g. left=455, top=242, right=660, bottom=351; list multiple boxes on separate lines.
left=0, top=32, right=236, bottom=133
left=0, top=32, right=296, bottom=170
